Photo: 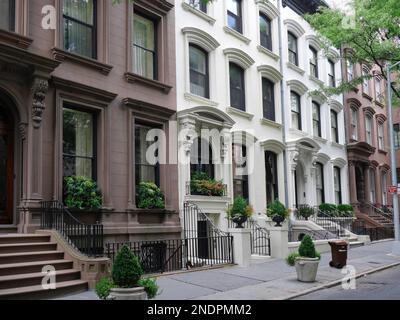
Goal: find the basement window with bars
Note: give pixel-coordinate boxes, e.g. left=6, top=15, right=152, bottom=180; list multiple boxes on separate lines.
left=63, top=0, right=97, bottom=59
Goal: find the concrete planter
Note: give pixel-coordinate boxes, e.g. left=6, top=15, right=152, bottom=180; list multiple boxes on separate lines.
left=294, top=257, right=320, bottom=282
left=109, top=287, right=147, bottom=300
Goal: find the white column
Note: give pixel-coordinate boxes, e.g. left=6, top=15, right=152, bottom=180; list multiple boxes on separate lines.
left=267, top=221, right=289, bottom=259
left=229, top=228, right=251, bottom=267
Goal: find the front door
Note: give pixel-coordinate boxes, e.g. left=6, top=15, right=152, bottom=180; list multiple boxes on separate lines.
left=0, top=108, right=14, bottom=224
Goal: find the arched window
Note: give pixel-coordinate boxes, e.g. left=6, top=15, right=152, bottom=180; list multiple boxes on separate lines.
left=316, top=162, right=325, bottom=205
left=312, top=101, right=321, bottom=137
left=229, top=62, right=246, bottom=111
left=233, top=144, right=249, bottom=201
left=259, top=13, right=272, bottom=51
left=0, top=0, right=14, bottom=31
left=189, top=44, right=209, bottom=98
left=290, top=91, right=301, bottom=130
left=265, top=151, right=278, bottom=204
left=288, top=32, right=298, bottom=65
left=334, top=166, right=342, bottom=204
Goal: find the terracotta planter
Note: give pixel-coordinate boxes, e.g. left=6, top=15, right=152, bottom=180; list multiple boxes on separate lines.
left=295, top=257, right=320, bottom=282
left=109, top=287, right=147, bottom=300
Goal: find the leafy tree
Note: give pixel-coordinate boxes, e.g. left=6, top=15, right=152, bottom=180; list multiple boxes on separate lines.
left=304, top=0, right=400, bottom=105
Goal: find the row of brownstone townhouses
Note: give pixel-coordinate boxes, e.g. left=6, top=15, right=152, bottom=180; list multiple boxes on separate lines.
left=0, top=0, right=396, bottom=293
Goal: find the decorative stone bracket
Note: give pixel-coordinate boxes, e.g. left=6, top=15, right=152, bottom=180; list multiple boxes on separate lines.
left=31, top=78, right=49, bottom=129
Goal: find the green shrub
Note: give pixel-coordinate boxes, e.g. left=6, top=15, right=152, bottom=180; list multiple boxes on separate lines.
left=337, top=204, right=354, bottom=217
left=95, top=277, right=115, bottom=300
left=190, top=171, right=225, bottom=196
left=137, top=182, right=165, bottom=209
left=63, top=176, right=102, bottom=210
left=298, top=235, right=319, bottom=259
left=266, top=200, right=290, bottom=219
left=297, top=205, right=314, bottom=219
left=286, top=252, right=300, bottom=266
left=138, top=278, right=160, bottom=299
left=112, top=245, right=143, bottom=288
left=319, top=203, right=337, bottom=216
left=227, top=196, right=253, bottom=218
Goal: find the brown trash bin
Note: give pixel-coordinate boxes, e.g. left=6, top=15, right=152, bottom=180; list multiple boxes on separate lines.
left=329, top=240, right=348, bottom=269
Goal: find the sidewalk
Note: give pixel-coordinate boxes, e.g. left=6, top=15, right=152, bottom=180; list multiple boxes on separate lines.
left=154, top=240, right=400, bottom=300
left=56, top=240, right=400, bottom=300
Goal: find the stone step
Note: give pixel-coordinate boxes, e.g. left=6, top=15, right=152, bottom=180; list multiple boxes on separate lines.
left=0, top=279, right=88, bottom=300
left=0, top=269, right=81, bottom=290
left=0, top=234, right=51, bottom=245
left=0, top=242, right=58, bottom=254
left=0, top=259, right=74, bottom=277
left=0, top=251, right=64, bottom=265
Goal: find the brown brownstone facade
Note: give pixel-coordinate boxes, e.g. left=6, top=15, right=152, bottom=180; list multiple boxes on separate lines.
left=341, top=49, right=392, bottom=217
left=0, top=0, right=181, bottom=242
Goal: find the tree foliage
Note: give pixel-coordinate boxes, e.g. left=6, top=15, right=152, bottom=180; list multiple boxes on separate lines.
left=305, top=0, right=400, bottom=103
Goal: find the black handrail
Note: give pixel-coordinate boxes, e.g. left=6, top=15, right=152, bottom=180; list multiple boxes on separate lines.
left=41, top=200, right=104, bottom=257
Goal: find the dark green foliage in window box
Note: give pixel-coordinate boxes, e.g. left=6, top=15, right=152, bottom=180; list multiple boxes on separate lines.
left=137, top=182, right=165, bottom=209
left=112, top=245, right=143, bottom=288
left=190, top=171, right=225, bottom=196
left=63, top=176, right=102, bottom=210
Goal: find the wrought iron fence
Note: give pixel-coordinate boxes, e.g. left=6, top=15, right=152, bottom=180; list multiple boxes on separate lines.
left=41, top=201, right=104, bottom=257
left=352, top=220, right=394, bottom=241
left=105, top=236, right=233, bottom=274
left=288, top=228, right=337, bottom=242
left=228, top=217, right=271, bottom=256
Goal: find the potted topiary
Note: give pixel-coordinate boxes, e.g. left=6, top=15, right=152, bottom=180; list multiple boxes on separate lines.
left=227, top=196, right=253, bottom=228
left=108, top=245, right=146, bottom=300
left=297, top=204, right=314, bottom=220
left=266, top=200, right=290, bottom=227
left=137, top=182, right=165, bottom=209
left=286, top=235, right=321, bottom=282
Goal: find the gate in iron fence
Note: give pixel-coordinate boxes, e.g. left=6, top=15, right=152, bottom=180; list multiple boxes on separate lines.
left=227, top=217, right=271, bottom=256
left=105, top=236, right=233, bottom=274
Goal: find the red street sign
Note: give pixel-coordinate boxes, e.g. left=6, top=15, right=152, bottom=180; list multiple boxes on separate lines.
left=388, top=186, right=397, bottom=194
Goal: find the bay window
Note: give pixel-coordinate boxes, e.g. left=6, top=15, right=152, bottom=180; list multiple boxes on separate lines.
left=133, top=13, right=156, bottom=79
left=135, top=122, right=160, bottom=187
left=229, top=62, right=246, bottom=111
left=265, top=151, right=278, bottom=205
left=227, top=0, right=242, bottom=33
left=316, top=162, right=325, bottom=205
left=63, top=0, right=97, bottom=58
left=288, top=32, right=298, bottom=65
left=262, top=78, right=275, bottom=121
left=334, top=166, right=342, bottom=205
left=189, top=44, right=209, bottom=98
left=0, top=0, right=14, bottom=31
left=312, top=102, right=321, bottom=137
left=291, top=91, right=301, bottom=130
left=331, top=110, right=338, bottom=143
left=63, top=106, right=96, bottom=179
left=309, top=46, right=318, bottom=78
left=259, top=13, right=272, bottom=51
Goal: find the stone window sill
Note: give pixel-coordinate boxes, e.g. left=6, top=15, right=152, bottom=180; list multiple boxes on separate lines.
left=286, top=62, right=305, bottom=76
left=52, top=47, right=113, bottom=75
left=226, top=107, right=254, bottom=120
left=0, top=29, right=32, bottom=49
left=289, top=128, right=308, bottom=136
left=314, top=136, right=328, bottom=144
left=331, top=141, right=345, bottom=149
left=124, top=72, right=172, bottom=93
left=260, top=118, right=282, bottom=129
left=257, top=45, right=280, bottom=61
left=181, top=2, right=216, bottom=25
left=223, top=26, right=251, bottom=45
left=184, top=92, right=218, bottom=106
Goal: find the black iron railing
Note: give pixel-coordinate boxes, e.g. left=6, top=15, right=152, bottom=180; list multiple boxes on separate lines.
left=228, top=217, right=271, bottom=256
left=288, top=228, right=338, bottom=242
left=41, top=201, right=104, bottom=257
left=352, top=220, right=394, bottom=241
left=105, top=236, right=233, bottom=274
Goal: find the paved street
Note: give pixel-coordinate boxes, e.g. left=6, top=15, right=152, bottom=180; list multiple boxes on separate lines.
left=294, top=265, right=400, bottom=300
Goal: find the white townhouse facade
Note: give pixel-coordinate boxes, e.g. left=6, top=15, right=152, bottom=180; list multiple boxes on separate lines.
left=175, top=0, right=349, bottom=231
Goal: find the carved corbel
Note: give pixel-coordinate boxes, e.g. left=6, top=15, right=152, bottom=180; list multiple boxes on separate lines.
left=31, top=78, right=49, bottom=129
left=179, top=118, right=197, bottom=155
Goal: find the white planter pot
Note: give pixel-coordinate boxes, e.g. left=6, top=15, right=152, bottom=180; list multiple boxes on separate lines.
left=295, top=257, right=320, bottom=282
left=109, top=287, right=147, bottom=300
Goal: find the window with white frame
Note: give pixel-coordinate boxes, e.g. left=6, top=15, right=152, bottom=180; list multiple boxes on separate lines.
left=369, top=168, right=376, bottom=203
left=0, top=0, right=14, bottom=31
left=362, top=67, right=370, bottom=95
left=288, top=32, right=298, bottom=66
left=381, top=172, right=388, bottom=205
left=309, top=46, right=318, bottom=78
left=312, top=101, right=321, bottom=137
left=351, top=108, right=358, bottom=140
left=188, top=0, right=207, bottom=13
left=290, top=91, right=301, bottom=130
left=365, top=115, right=372, bottom=144
left=347, top=59, right=354, bottom=81
left=229, top=62, right=246, bottom=111
left=375, top=77, right=384, bottom=103
left=378, top=122, right=384, bottom=150
left=331, top=110, right=338, bottom=143
left=227, top=0, right=242, bottom=33
left=334, top=166, right=342, bottom=204
left=259, top=13, right=272, bottom=51
left=189, top=44, right=209, bottom=98
left=394, top=123, right=400, bottom=149
left=328, top=59, right=336, bottom=87
left=316, top=162, right=325, bottom=205
left=262, top=78, right=275, bottom=121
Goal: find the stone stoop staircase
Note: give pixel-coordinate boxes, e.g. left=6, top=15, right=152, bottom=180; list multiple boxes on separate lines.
left=0, top=234, right=88, bottom=300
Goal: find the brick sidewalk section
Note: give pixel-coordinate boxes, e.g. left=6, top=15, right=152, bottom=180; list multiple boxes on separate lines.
left=56, top=240, right=400, bottom=300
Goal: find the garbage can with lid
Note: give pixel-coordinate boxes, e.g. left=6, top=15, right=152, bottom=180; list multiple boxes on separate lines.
left=328, top=240, right=348, bottom=269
